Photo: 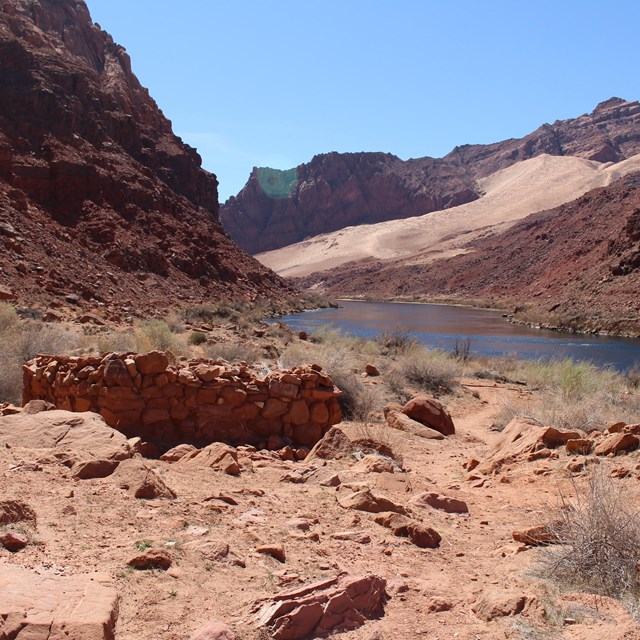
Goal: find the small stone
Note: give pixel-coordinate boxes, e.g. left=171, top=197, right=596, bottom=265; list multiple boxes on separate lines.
left=128, top=547, right=172, bottom=570
left=0, top=530, right=28, bottom=551
left=365, top=364, right=380, bottom=376
left=255, top=544, right=286, bottom=563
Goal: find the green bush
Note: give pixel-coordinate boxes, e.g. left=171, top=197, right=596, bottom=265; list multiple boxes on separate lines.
left=188, top=331, right=207, bottom=346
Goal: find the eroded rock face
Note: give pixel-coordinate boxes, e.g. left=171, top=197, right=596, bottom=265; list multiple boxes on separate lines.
left=221, top=98, right=640, bottom=254
left=255, top=574, right=387, bottom=639
left=0, top=564, right=118, bottom=639
left=0, top=0, right=292, bottom=315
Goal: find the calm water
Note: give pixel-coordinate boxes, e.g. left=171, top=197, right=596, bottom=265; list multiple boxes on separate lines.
left=275, top=301, right=640, bottom=371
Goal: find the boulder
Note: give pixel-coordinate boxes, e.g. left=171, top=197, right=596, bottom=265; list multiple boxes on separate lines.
left=160, top=443, right=198, bottom=462
left=305, top=426, right=352, bottom=462
left=472, top=592, right=534, bottom=621
left=373, top=512, right=441, bottom=548
left=256, top=574, right=387, bottom=639
left=0, top=284, right=16, bottom=301
left=477, top=418, right=584, bottom=474
left=0, top=530, right=28, bottom=551
left=594, top=432, right=640, bottom=456
left=0, top=564, right=118, bottom=639
left=71, top=458, right=120, bottom=480
left=410, top=492, right=469, bottom=514
left=352, top=454, right=397, bottom=474
left=0, top=499, right=37, bottom=526
left=401, top=396, right=455, bottom=436
left=110, top=458, right=176, bottom=499
left=180, top=443, right=240, bottom=475
left=365, top=364, right=380, bottom=376
left=133, top=351, right=169, bottom=375
left=0, top=410, right=131, bottom=461
left=512, top=524, right=558, bottom=546
left=330, top=531, right=371, bottom=544
left=256, top=544, right=286, bottom=563
left=336, top=487, right=407, bottom=514
left=384, top=407, right=445, bottom=439
left=128, top=547, right=172, bottom=570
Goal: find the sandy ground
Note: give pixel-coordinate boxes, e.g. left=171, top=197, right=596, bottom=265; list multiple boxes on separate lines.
left=2, top=377, right=639, bottom=640
left=257, top=153, right=640, bottom=278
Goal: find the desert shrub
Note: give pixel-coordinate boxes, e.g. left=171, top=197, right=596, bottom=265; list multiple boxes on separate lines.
left=540, top=469, right=640, bottom=599
left=164, top=309, right=185, bottom=333
left=0, top=320, right=79, bottom=404
left=18, top=323, right=78, bottom=361
left=452, top=336, right=471, bottom=362
left=331, top=370, right=381, bottom=422
left=188, top=331, right=207, bottom=346
left=512, top=358, right=622, bottom=399
left=626, top=364, right=640, bottom=390
left=375, top=328, right=418, bottom=356
left=206, top=342, right=262, bottom=364
left=96, top=330, right=136, bottom=354
left=135, top=319, right=178, bottom=353
left=0, top=302, right=18, bottom=332
left=394, top=347, right=461, bottom=392
left=0, top=348, right=22, bottom=404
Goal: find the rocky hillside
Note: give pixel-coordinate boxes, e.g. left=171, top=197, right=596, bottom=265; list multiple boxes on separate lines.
left=0, top=0, right=293, bottom=318
left=221, top=98, right=640, bottom=254
left=298, top=172, right=640, bottom=335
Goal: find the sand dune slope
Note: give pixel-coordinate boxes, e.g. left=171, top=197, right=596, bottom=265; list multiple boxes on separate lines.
left=257, top=153, right=640, bottom=277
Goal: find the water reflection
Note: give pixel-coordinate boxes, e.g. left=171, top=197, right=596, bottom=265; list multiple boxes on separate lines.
left=274, top=301, right=640, bottom=371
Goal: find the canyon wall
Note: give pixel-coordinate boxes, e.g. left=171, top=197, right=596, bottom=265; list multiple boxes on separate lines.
left=221, top=99, right=640, bottom=254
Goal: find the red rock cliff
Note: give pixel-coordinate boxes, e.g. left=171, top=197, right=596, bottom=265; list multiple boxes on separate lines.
left=220, top=98, right=640, bottom=254
left=0, top=0, right=293, bottom=314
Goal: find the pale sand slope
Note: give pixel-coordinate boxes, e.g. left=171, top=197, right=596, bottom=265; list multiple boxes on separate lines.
left=257, top=153, right=640, bottom=278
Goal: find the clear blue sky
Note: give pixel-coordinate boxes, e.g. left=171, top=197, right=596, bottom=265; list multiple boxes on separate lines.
left=87, top=0, right=639, bottom=201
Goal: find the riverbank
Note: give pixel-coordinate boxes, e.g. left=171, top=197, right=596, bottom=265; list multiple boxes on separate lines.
left=323, top=293, right=640, bottom=339
left=2, top=301, right=640, bottom=639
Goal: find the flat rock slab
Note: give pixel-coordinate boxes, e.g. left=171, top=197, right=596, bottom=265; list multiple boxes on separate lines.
left=0, top=563, right=118, bottom=639
left=0, top=410, right=131, bottom=461
left=256, top=574, right=387, bottom=639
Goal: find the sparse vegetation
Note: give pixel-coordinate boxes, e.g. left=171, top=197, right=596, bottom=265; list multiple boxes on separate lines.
left=206, top=341, right=262, bottom=364
left=393, top=347, right=461, bottom=393
left=188, top=331, right=207, bottom=346
left=539, top=469, right=640, bottom=599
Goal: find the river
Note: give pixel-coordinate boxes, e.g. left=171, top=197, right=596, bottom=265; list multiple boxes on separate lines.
left=274, top=300, right=640, bottom=371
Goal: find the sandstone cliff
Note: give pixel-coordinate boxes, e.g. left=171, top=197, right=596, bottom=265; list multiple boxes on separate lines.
left=0, top=0, right=293, bottom=315
left=221, top=98, right=640, bottom=254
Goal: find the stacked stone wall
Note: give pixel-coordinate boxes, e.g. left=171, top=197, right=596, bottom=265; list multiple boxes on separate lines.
left=22, top=351, right=342, bottom=450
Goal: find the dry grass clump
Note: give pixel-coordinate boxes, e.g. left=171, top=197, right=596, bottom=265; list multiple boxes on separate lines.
left=375, top=328, right=418, bottom=356
left=0, top=306, right=80, bottom=404
left=206, top=342, right=263, bottom=364
left=96, top=330, right=137, bottom=354
left=540, top=470, right=640, bottom=599
left=393, top=347, right=461, bottom=393
left=134, top=319, right=184, bottom=354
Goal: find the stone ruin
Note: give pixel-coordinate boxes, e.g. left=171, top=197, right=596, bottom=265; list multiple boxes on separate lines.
left=22, top=350, right=342, bottom=451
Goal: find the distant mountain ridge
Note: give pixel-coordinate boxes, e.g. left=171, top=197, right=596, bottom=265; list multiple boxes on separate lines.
left=0, top=0, right=292, bottom=315
left=220, top=98, right=640, bottom=254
